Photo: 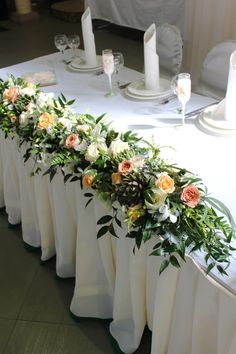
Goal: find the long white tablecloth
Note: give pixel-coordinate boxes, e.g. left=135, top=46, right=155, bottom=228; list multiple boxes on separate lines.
left=1, top=52, right=236, bottom=354
left=85, top=0, right=186, bottom=34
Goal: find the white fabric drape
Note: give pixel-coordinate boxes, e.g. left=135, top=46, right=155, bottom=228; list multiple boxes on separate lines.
left=184, top=0, right=236, bottom=86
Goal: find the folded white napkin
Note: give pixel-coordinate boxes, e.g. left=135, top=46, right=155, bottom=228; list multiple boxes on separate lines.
left=81, top=7, right=97, bottom=66
left=143, top=24, right=160, bottom=91
left=225, top=50, right=236, bottom=122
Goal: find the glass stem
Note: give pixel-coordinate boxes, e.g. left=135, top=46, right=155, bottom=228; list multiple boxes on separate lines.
left=108, top=74, right=112, bottom=92
left=182, top=103, right=186, bottom=126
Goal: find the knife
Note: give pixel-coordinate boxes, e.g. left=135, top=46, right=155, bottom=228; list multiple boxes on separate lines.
left=185, top=101, right=219, bottom=118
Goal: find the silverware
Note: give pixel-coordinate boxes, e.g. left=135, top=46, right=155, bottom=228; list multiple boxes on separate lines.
left=119, top=82, right=131, bottom=89
left=63, top=59, right=72, bottom=65
left=185, top=101, right=219, bottom=118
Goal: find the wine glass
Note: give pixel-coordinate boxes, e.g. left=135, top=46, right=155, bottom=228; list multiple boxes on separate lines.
left=54, top=34, right=68, bottom=60
left=67, top=34, right=80, bottom=60
left=102, top=49, right=116, bottom=97
left=113, top=52, right=124, bottom=87
left=172, top=73, right=191, bottom=127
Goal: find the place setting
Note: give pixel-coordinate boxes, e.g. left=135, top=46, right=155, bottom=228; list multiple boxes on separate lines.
left=124, top=24, right=173, bottom=102
left=197, top=50, right=236, bottom=136
left=66, top=7, right=103, bottom=73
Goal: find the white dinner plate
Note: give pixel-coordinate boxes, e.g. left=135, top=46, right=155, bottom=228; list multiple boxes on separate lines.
left=127, top=78, right=172, bottom=97
left=68, top=55, right=103, bottom=72
left=124, top=87, right=173, bottom=101
left=198, top=103, right=236, bottom=136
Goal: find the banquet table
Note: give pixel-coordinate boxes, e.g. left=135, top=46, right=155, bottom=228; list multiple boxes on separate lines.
left=1, top=52, right=236, bottom=354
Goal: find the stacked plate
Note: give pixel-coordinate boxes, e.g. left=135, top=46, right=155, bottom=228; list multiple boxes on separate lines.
left=125, top=78, right=172, bottom=100
left=198, top=99, right=236, bottom=136
left=68, top=55, right=103, bottom=72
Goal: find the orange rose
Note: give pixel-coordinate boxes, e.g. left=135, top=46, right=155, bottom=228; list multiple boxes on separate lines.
left=82, top=173, right=96, bottom=188
left=37, top=112, right=55, bottom=130
left=127, top=204, right=145, bottom=222
left=155, top=173, right=175, bottom=194
left=3, top=87, right=19, bottom=103
left=65, top=133, right=80, bottom=149
left=181, top=185, right=200, bottom=208
left=111, top=172, right=123, bottom=185
left=118, top=160, right=134, bottom=176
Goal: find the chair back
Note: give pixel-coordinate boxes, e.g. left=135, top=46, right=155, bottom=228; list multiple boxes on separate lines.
left=196, top=40, right=236, bottom=99
left=156, top=23, right=183, bottom=79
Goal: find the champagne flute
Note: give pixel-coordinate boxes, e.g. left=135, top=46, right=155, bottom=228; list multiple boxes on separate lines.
left=67, top=34, right=80, bottom=60
left=172, top=73, right=191, bottom=127
left=113, top=52, right=124, bottom=87
left=102, top=49, right=116, bottom=97
left=54, top=34, right=68, bottom=61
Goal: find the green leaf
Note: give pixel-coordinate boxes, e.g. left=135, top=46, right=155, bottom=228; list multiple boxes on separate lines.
left=85, top=198, right=93, bottom=208
left=64, top=174, right=72, bottom=183
left=115, top=216, right=122, bottom=228
left=97, top=215, right=113, bottom=225
left=126, top=231, right=137, bottom=239
left=97, top=225, right=109, bottom=239
left=217, top=265, right=228, bottom=276
left=109, top=223, right=118, bottom=237
left=170, top=255, right=180, bottom=268
left=206, top=262, right=215, bottom=274
left=70, top=176, right=80, bottom=182
left=84, top=192, right=93, bottom=198
left=159, top=259, right=170, bottom=275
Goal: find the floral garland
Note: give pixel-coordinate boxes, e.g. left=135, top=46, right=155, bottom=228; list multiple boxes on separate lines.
left=0, top=75, right=235, bottom=275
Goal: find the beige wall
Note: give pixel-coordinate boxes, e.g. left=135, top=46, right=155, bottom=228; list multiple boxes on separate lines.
left=182, top=0, right=236, bottom=87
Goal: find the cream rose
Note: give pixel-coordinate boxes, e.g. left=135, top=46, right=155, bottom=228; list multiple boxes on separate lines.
left=76, top=124, right=89, bottom=133
left=85, top=142, right=107, bottom=162
left=155, top=173, right=175, bottom=194
left=19, top=112, right=30, bottom=126
left=145, top=188, right=167, bottom=213
left=108, top=138, right=130, bottom=158
left=20, top=87, right=36, bottom=96
left=37, top=112, right=56, bottom=130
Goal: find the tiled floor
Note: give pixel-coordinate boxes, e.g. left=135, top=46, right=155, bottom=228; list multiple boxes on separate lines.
left=0, top=6, right=151, bottom=354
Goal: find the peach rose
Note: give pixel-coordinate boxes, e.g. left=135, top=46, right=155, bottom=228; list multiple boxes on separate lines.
left=64, top=133, right=80, bottom=149
left=181, top=185, right=200, bottom=208
left=155, top=173, right=175, bottom=194
left=82, top=173, right=96, bottom=188
left=118, top=160, right=134, bottom=176
left=127, top=204, right=145, bottom=222
left=3, top=87, right=19, bottom=103
left=37, top=112, right=55, bottom=130
left=111, top=172, right=123, bottom=185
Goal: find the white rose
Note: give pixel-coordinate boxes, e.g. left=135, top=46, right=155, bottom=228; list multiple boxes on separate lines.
left=76, top=124, right=89, bottom=133
left=85, top=142, right=107, bottom=162
left=145, top=188, right=167, bottom=214
left=36, top=92, right=54, bottom=109
left=20, top=87, right=36, bottom=96
left=58, top=117, right=72, bottom=131
left=108, top=138, right=130, bottom=158
left=19, top=112, right=29, bottom=126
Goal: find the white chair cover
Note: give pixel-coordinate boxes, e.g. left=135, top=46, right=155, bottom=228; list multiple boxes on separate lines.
left=196, top=40, right=236, bottom=99
left=156, top=23, right=183, bottom=79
